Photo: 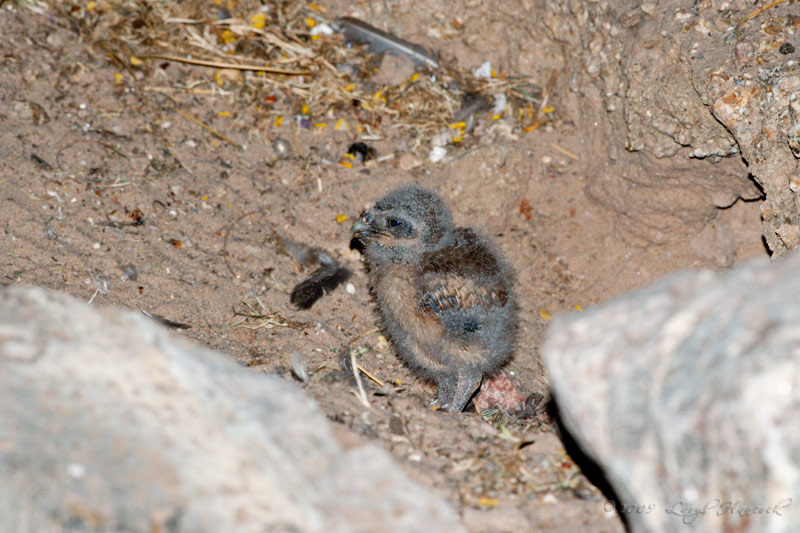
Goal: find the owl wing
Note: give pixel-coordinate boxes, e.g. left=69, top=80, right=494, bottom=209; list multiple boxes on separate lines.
left=417, top=228, right=509, bottom=341
left=418, top=273, right=506, bottom=339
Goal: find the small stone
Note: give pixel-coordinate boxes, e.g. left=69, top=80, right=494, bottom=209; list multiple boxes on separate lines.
left=790, top=174, right=800, bottom=192
left=429, top=146, right=447, bottom=163
left=345, top=283, right=355, bottom=294
left=473, top=371, right=526, bottom=412
left=541, top=493, right=558, bottom=504
left=779, top=42, right=795, bottom=55
left=272, top=138, right=291, bottom=159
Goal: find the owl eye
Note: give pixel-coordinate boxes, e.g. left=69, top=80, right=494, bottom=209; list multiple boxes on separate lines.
left=385, top=216, right=415, bottom=237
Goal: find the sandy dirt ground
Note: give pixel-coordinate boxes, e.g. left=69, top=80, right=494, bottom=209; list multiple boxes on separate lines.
left=1, top=1, right=769, bottom=531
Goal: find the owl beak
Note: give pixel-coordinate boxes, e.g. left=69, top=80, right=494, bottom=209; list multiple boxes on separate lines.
left=350, top=212, right=372, bottom=238
left=350, top=218, right=367, bottom=237
left=349, top=215, right=371, bottom=252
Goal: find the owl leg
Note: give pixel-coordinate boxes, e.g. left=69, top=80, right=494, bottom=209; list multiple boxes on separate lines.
left=432, top=373, right=456, bottom=410
left=435, top=368, right=482, bottom=413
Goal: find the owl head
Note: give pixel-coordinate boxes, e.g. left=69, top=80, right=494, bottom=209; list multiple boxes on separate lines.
left=350, top=186, right=453, bottom=264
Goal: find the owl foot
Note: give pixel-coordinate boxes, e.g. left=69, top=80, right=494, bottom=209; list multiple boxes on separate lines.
left=434, top=369, right=482, bottom=413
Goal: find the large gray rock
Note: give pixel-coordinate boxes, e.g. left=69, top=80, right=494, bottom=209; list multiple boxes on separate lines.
left=0, top=286, right=464, bottom=533
left=543, top=253, right=800, bottom=533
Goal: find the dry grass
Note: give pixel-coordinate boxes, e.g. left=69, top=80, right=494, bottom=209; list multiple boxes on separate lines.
left=37, top=0, right=545, bottom=146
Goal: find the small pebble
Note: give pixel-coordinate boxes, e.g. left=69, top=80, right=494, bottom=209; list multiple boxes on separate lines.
left=472, top=61, right=492, bottom=79
left=345, top=282, right=356, bottom=294
left=789, top=175, right=800, bottom=193
left=310, top=23, right=333, bottom=36
left=272, top=138, right=291, bottom=159
left=429, top=146, right=447, bottom=163
left=542, top=493, right=558, bottom=505
left=779, top=42, right=795, bottom=55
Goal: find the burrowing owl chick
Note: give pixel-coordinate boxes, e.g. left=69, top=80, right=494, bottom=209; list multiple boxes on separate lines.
left=350, top=186, right=517, bottom=412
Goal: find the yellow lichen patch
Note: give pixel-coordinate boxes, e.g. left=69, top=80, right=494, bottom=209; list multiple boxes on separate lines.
left=220, top=29, right=236, bottom=45
left=540, top=308, right=552, bottom=320
left=114, top=72, right=122, bottom=85
left=542, top=106, right=555, bottom=113
left=335, top=118, right=348, bottom=131
left=479, top=497, right=499, bottom=507
left=450, top=121, right=466, bottom=143
left=339, top=160, right=353, bottom=168
left=249, top=12, right=267, bottom=29
left=306, top=17, right=316, bottom=29
left=273, top=116, right=283, bottom=127
left=335, top=214, right=349, bottom=223
left=218, top=111, right=231, bottom=117
left=129, top=56, right=143, bottom=66
left=301, top=103, right=310, bottom=114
